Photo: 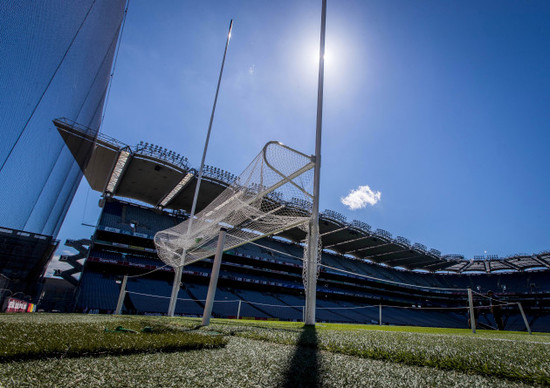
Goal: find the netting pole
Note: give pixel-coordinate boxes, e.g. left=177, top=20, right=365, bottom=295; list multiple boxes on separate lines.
left=517, top=302, right=532, bottom=335
left=237, top=299, right=242, bottom=320
left=114, top=275, right=127, bottom=315
left=166, top=20, right=233, bottom=316
left=188, top=19, right=232, bottom=224
left=467, top=288, right=476, bottom=334
left=202, top=228, right=227, bottom=326
left=379, top=303, right=382, bottom=325
left=167, top=266, right=182, bottom=316
left=305, top=0, right=327, bottom=327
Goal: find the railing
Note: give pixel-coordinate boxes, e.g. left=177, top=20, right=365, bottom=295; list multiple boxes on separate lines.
left=413, top=243, right=427, bottom=253
left=322, top=209, right=347, bottom=224
left=351, top=220, right=371, bottom=233
left=429, top=248, right=441, bottom=257
left=202, top=164, right=236, bottom=184
left=374, top=228, right=392, bottom=239
left=267, top=191, right=284, bottom=202
left=395, top=236, right=411, bottom=247
left=134, top=141, right=189, bottom=170
left=290, top=197, right=312, bottom=211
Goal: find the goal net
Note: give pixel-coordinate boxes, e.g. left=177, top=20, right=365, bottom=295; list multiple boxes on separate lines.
left=154, top=141, right=315, bottom=268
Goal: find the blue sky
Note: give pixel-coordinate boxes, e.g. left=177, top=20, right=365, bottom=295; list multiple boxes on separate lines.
left=55, top=0, right=550, bottom=263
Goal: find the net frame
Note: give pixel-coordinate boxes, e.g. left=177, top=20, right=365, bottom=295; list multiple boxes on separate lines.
left=154, top=141, right=315, bottom=268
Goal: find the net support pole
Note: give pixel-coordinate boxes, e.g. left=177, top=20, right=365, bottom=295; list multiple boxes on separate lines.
left=379, top=303, right=382, bottom=325
left=167, top=266, right=182, bottom=317
left=517, top=302, right=532, bottom=335
left=114, top=275, right=127, bottom=315
left=305, top=0, right=327, bottom=327
left=202, top=228, right=227, bottom=326
left=467, top=288, right=476, bottom=334
left=188, top=19, right=232, bottom=225
left=167, top=20, right=233, bottom=316
left=236, top=299, right=242, bottom=320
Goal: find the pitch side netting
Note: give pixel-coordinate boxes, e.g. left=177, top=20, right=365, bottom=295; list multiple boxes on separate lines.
left=154, top=141, right=315, bottom=268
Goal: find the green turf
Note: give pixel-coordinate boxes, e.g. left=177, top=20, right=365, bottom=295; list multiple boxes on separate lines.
left=1, top=314, right=548, bottom=387
left=200, top=318, right=550, bottom=384
left=0, top=314, right=226, bottom=362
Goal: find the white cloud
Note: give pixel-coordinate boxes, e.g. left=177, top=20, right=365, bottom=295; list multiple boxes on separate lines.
left=341, top=185, right=381, bottom=210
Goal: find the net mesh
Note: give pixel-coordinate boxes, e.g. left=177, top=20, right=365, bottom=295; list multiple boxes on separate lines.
left=302, top=227, right=322, bottom=290
left=0, top=0, right=126, bottom=236
left=155, top=141, right=315, bottom=267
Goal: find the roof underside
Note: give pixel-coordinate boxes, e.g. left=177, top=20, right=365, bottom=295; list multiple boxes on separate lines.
left=55, top=118, right=550, bottom=274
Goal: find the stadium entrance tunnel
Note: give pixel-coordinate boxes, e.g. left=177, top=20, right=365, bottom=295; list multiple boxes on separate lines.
left=283, top=326, right=321, bottom=388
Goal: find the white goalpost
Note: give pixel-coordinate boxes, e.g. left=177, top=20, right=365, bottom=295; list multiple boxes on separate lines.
left=157, top=0, right=327, bottom=325
left=154, top=141, right=318, bottom=324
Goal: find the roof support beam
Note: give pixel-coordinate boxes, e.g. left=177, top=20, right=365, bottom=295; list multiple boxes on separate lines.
left=105, top=149, right=131, bottom=195
left=360, top=247, right=410, bottom=260
left=423, top=261, right=455, bottom=271
left=501, top=260, right=521, bottom=271
left=458, top=261, right=474, bottom=273
left=530, top=255, right=550, bottom=269
left=157, top=172, right=194, bottom=208
left=320, top=226, right=348, bottom=237
left=324, top=234, right=373, bottom=249
left=345, top=241, right=392, bottom=255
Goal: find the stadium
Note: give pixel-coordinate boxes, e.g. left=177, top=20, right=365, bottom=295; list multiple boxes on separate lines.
left=1, top=1, right=550, bottom=387
left=54, top=118, right=550, bottom=332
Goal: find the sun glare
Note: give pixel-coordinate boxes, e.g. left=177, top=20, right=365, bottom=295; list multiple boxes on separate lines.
left=311, top=48, right=335, bottom=68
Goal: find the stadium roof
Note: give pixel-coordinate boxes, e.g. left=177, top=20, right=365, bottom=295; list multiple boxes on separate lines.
left=55, top=118, right=550, bottom=274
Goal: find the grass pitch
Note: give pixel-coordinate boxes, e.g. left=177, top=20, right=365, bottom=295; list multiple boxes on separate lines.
left=0, top=314, right=548, bottom=387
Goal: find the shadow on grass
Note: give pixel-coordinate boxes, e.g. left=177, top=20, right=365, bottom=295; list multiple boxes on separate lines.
left=0, top=341, right=227, bottom=364
left=282, top=325, right=322, bottom=388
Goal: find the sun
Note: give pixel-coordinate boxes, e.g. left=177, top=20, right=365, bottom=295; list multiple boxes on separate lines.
left=312, top=48, right=334, bottom=68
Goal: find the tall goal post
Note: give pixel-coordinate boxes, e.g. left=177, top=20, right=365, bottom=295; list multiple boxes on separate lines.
left=167, top=20, right=234, bottom=317
left=305, top=0, right=327, bottom=326
left=467, top=288, right=476, bottom=334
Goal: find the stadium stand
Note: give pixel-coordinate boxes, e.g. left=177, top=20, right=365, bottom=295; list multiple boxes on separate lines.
left=45, top=124, right=548, bottom=330
left=71, top=198, right=550, bottom=332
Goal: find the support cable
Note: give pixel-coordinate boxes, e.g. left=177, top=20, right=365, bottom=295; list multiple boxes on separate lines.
left=126, top=291, right=239, bottom=303
left=122, top=290, right=510, bottom=312
left=471, top=289, right=512, bottom=305
left=247, top=240, right=467, bottom=292
left=242, top=300, right=304, bottom=309
left=126, top=264, right=169, bottom=278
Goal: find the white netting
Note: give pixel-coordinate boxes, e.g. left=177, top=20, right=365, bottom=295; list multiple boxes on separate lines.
left=154, top=141, right=315, bottom=268
left=302, top=225, right=322, bottom=290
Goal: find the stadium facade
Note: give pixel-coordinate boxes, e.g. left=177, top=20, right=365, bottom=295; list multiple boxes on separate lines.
left=53, top=123, right=550, bottom=331
left=0, top=1, right=126, bottom=296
